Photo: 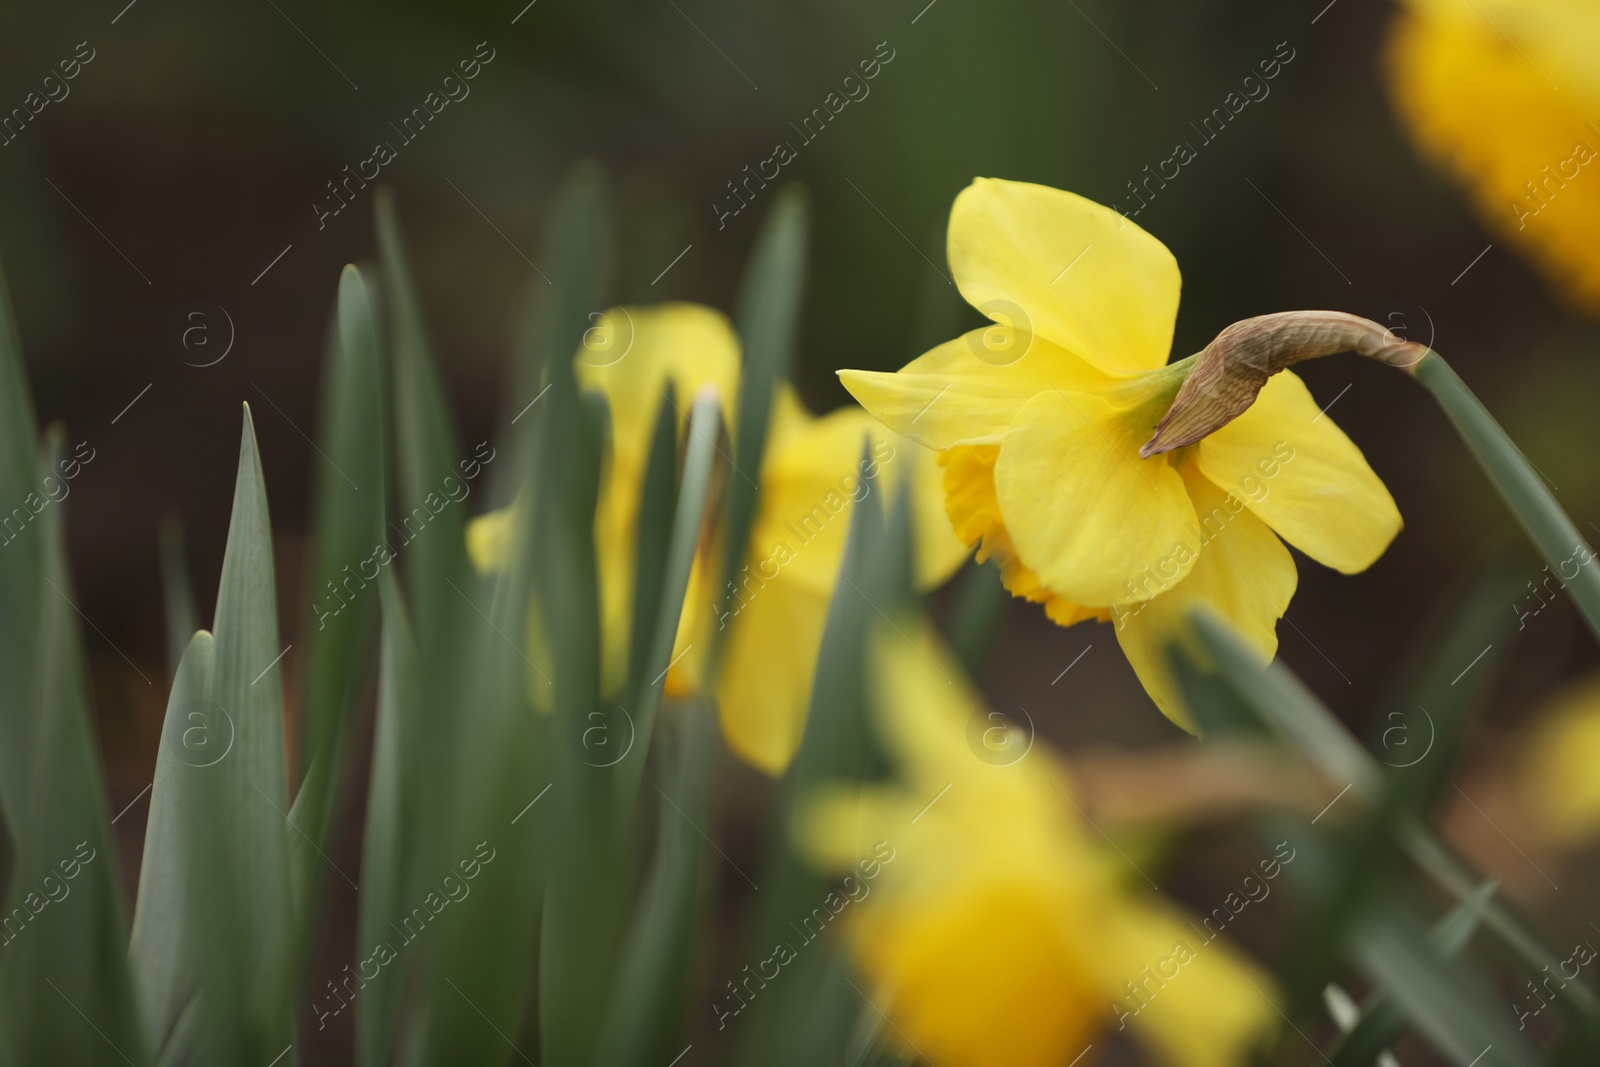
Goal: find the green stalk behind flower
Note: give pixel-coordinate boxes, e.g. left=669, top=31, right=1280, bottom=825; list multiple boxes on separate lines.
left=1413, top=350, right=1600, bottom=640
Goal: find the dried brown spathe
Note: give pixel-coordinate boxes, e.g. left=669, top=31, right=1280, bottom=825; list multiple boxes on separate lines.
left=1141, top=310, right=1429, bottom=457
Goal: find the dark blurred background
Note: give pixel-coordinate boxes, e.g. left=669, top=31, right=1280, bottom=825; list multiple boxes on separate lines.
left=4, top=0, right=1599, bottom=1061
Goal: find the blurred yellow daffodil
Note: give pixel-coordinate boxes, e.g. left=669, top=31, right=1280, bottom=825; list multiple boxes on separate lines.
left=797, top=620, right=1277, bottom=1067
left=467, top=302, right=966, bottom=774
left=693, top=386, right=968, bottom=772
left=1517, top=673, right=1600, bottom=845
left=1387, top=0, right=1600, bottom=310
left=466, top=303, right=738, bottom=708
left=838, top=178, right=1400, bottom=727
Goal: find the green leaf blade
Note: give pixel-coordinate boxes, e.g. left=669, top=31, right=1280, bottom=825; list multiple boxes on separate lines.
left=619, top=391, right=720, bottom=807
left=354, top=574, right=420, bottom=1067
left=183, top=405, right=296, bottom=1060
left=375, top=189, right=473, bottom=656
left=1348, top=900, right=1539, bottom=1067
left=597, top=704, right=716, bottom=1067
left=1327, top=880, right=1498, bottom=1067
left=717, top=187, right=809, bottom=652
left=1, top=432, right=144, bottom=1067
left=130, top=629, right=215, bottom=1059
left=157, top=516, right=198, bottom=684
left=0, top=252, right=44, bottom=841
left=293, top=263, right=387, bottom=881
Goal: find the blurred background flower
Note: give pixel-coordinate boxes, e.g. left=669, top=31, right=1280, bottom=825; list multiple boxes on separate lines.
left=799, top=620, right=1278, bottom=1067
left=1517, top=672, right=1600, bottom=846
left=1387, top=0, right=1600, bottom=312
left=468, top=301, right=966, bottom=772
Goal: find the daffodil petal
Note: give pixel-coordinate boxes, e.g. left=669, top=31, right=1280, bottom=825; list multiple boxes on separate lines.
left=752, top=410, right=895, bottom=594
left=716, top=396, right=965, bottom=775
left=1518, top=674, right=1600, bottom=845
left=838, top=328, right=1113, bottom=451
left=1085, top=898, right=1277, bottom=1067
left=794, top=611, right=1282, bottom=1067
left=577, top=303, right=740, bottom=694
left=1114, top=466, right=1295, bottom=731
left=466, top=508, right=513, bottom=572
left=792, top=785, right=910, bottom=871
left=664, top=553, right=715, bottom=699
left=464, top=507, right=554, bottom=713
left=1388, top=3, right=1600, bottom=309
left=717, top=574, right=831, bottom=775
left=575, top=303, right=740, bottom=453
left=852, top=881, right=1101, bottom=1067
left=993, top=390, right=1198, bottom=608
left=866, top=616, right=999, bottom=793
left=1195, top=371, right=1400, bottom=575
left=949, top=177, right=1182, bottom=377
left=751, top=403, right=966, bottom=597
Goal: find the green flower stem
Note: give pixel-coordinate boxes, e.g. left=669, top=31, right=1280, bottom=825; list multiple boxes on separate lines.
left=1190, top=609, right=1600, bottom=1022
left=1415, top=350, right=1600, bottom=641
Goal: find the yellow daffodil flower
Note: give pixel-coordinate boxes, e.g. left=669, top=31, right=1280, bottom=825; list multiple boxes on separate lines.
left=1387, top=0, right=1600, bottom=310
left=839, top=178, right=1401, bottom=727
left=696, top=386, right=967, bottom=772
left=467, top=302, right=738, bottom=705
left=1517, top=673, right=1600, bottom=845
left=467, top=302, right=966, bottom=773
left=796, top=620, right=1277, bottom=1067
